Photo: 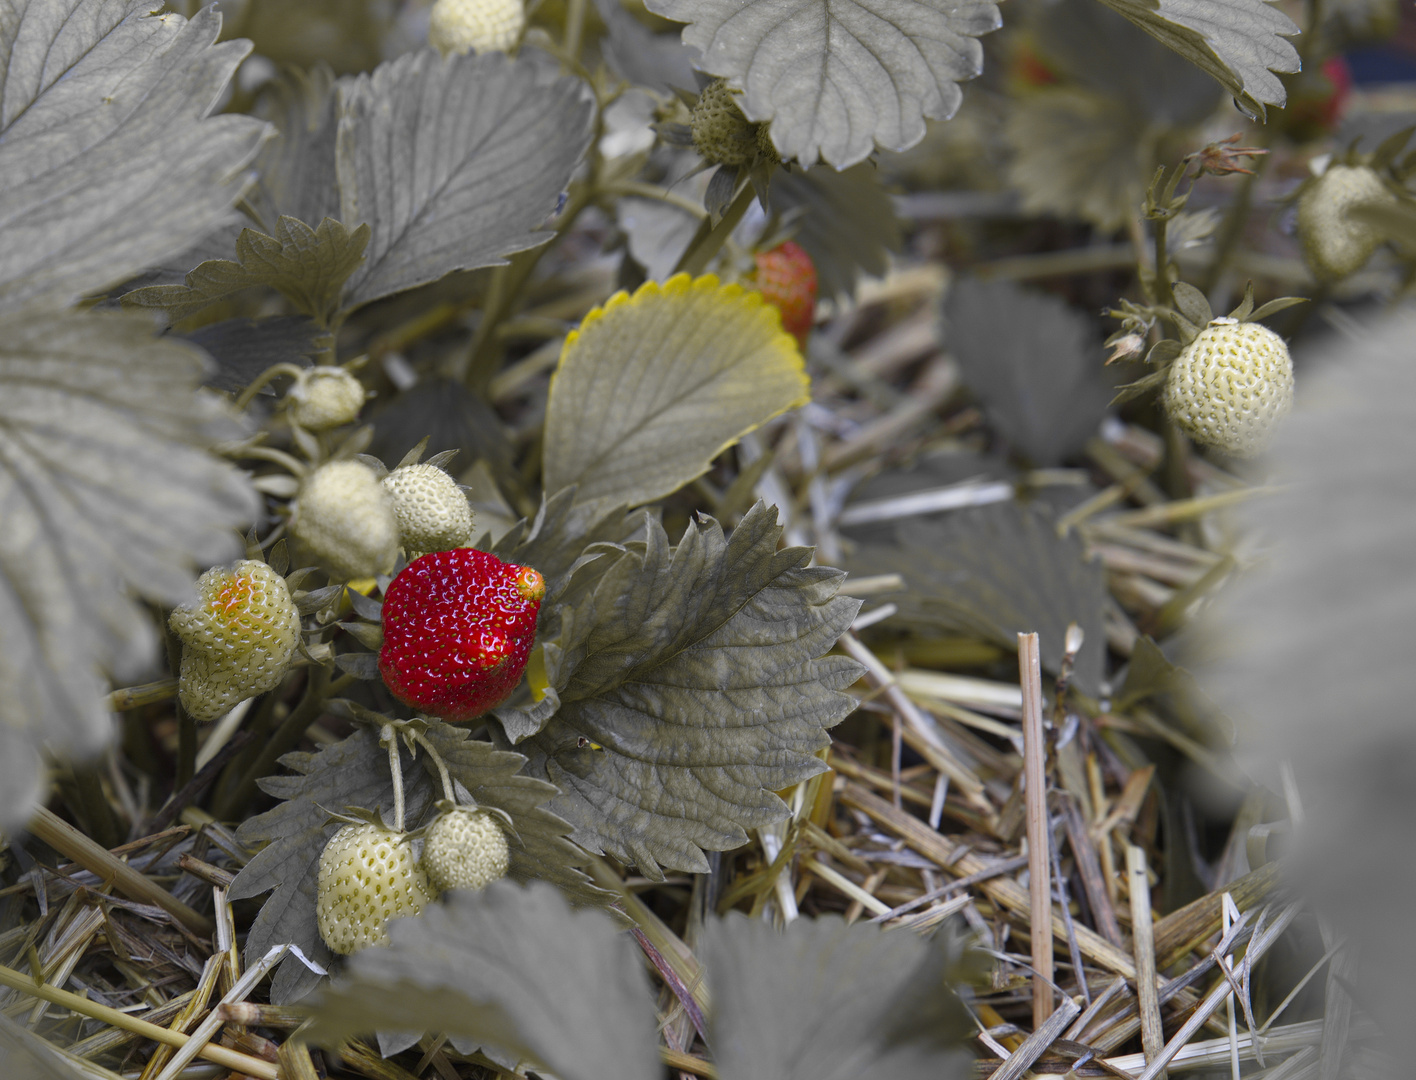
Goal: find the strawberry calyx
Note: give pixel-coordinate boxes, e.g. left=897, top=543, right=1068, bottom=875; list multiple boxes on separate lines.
left=514, top=566, right=545, bottom=603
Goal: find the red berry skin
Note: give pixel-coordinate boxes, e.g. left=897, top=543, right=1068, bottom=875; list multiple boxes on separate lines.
left=379, top=549, right=545, bottom=722
left=753, top=241, right=817, bottom=349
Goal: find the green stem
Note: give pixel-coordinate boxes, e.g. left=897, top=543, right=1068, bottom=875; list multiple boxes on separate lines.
left=412, top=731, right=457, bottom=803
left=565, top=0, right=587, bottom=63
left=229, top=445, right=308, bottom=477
left=233, top=363, right=306, bottom=412
left=212, top=668, right=330, bottom=820
left=673, top=181, right=756, bottom=278
left=1199, top=154, right=1269, bottom=296
left=606, top=181, right=708, bottom=220
left=1300, top=0, right=1327, bottom=65
left=382, top=725, right=405, bottom=833
left=1160, top=413, right=1195, bottom=504
left=1152, top=214, right=1174, bottom=310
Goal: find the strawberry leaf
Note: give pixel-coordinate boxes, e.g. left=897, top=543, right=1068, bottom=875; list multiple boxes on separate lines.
left=248, top=63, right=345, bottom=231
left=847, top=501, right=1108, bottom=694
left=1115, top=635, right=1190, bottom=711
left=592, top=0, right=700, bottom=94
left=1090, top=0, right=1299, bottom=120
left=490, top=489, right=641, bottom=606
left=1350, top=199, right=1416, bottom=251
left=770, top=166, right=904, bottom=304
left=336, top=50, right=594, bottom=310
left=1171, top=281, right=1214, bottom=329
left=704, top=913, right=977, bottom=1080
left=943, top=278, right=1115, bottom=467
left=645, top=0, right=1002, bottom=168
left=230, top=721, right=610, bottom=1003
left=543, top=274, right=809, bottom=512
left=1029, top=0, right=1223, bottom=126
left=0, top=2, right=267, bottom=313
left=182, top=317, right=325, bottom=395
left=505, top=502, right=863, bottom=878
left=0, top=309, right=259, bottom=829
left=1006, top=88, right=1153, bottom=232
left=123, top=217, right=370, bottom=326
left=305, top=880, right=660, bottom=1080
left=1005, top=0, right=1225, bottom=231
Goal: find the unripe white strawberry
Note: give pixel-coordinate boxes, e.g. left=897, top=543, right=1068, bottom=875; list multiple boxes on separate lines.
left=285, top=368, right=366, bottom=431
left=1165, top=319, right=1294, bottom=457
left=428, top=0, right=525, bottom=57
left=691, top=79, right=776, bottom=167
left=421, top=806, right=510, bottom=894
left=291, top=460, right=399, bottom=580
left=1298, top=164, right=1396, bottom=281
left=170, top=561, right=301, bottom=722
left=382, top=463, right=475, bottom=556
left=316, top=824, right=436, bottom=955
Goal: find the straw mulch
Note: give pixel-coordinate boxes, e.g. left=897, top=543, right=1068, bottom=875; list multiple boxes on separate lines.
left=0, top=260, right=1340, bottom=1080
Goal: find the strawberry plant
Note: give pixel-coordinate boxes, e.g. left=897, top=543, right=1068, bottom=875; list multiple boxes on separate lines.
left=2, top=0, right=1415, bottom=1076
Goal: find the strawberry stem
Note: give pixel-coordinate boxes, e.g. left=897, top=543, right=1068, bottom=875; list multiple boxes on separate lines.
left=232, top=362, right=308, bottom=412
left=411, top=730, right=458, bottom=803
left=381, top=724, right=406, bottom=833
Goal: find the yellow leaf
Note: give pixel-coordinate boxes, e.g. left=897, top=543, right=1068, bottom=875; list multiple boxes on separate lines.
left=543, top=273, right=809, bottom=509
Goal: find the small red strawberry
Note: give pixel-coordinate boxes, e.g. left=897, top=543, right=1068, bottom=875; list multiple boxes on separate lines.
left=378, top=548, right=545, bottom=721
left=1282, top=56, right=1353, bottom=141
left=1009, top=42, right=1060, bottom=89
left=752, top=241, right=817, bottom=350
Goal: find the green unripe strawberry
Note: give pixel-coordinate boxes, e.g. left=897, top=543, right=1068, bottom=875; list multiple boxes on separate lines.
left=285, top=368, right=366, bottom=431
left=382, top=463, right=475, bottom=557
left=421, top=806, right=510, bottom=893
left=169, top=560, right=301, bottom=722
left=1165, top=319, right=1293, bottom=457
left=1297, top=164, right=1396, bottom=281
left=429, top=0, right=525, bottom=56
left=316, top=823, right=436, bottom=955
left=291, top=460, right=399, bottom=581
left=691, top=79, right=776, bottom=167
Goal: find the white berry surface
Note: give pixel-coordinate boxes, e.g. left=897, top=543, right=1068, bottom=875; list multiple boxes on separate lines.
left=422, top=806, right=511, bottom=893
left=429, top=0, right=525, bottom=57
left=383, top=463, right=475, bottom=556
left=286, top=368, right=366, bottom=431
left=291, top=460, right=399, bottom=580
left=1165, top=321, right=1294, bottom=457
left=316, top=824, right=436, bottom=955
left=170, top=561, right=300, bottom=721
left=1298, top=164, right=1395, bottom=281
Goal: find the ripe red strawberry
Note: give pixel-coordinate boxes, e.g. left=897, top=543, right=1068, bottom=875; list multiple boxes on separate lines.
left=378, top=548, right=545, bottom=721
left=752, top=241, right=817, bottom=349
